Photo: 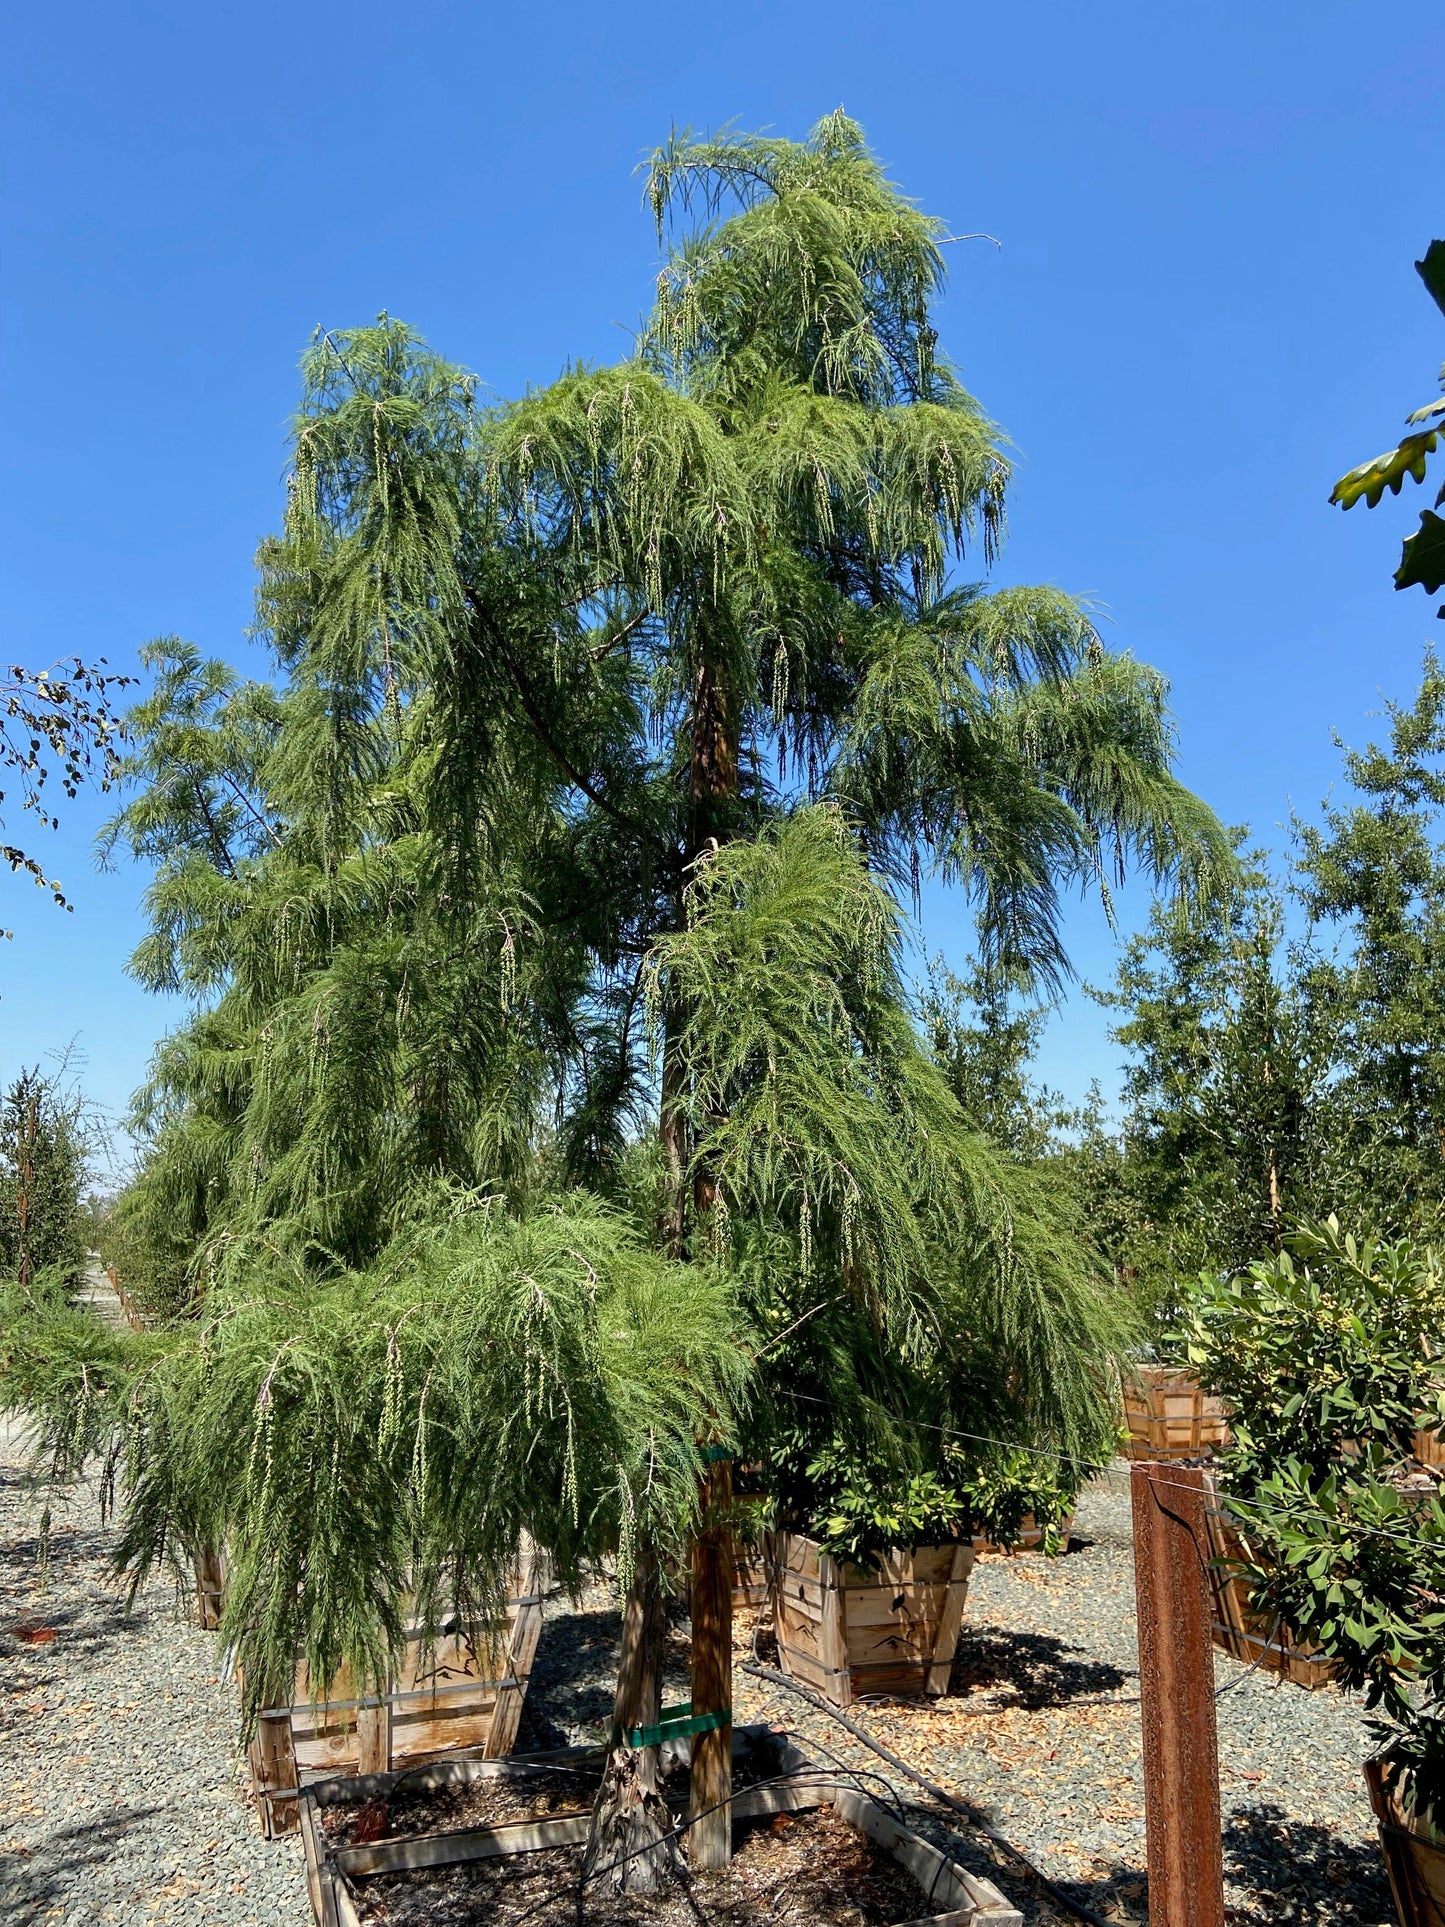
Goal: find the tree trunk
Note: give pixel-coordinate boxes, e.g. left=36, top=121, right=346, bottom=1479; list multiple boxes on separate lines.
left=583, top=1542, right=678, bottom=1894
left=683, top=644, right=736, bottom=1247
left=659, top=1016, right=688, bottom=1262
left=687, top=652, right=737, bottom=852
left=16, top=1090, right=38, bottom=1291
left=689, top=1459, right=733, bottom=1867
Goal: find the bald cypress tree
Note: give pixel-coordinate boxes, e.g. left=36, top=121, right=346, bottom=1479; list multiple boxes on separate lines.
left=89, top=115, right=1228, bottom=1886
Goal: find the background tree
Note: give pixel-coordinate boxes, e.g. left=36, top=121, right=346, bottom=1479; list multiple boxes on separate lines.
left=3, top=656, right=129, bottom=931
left=1295, top=655, right=1445, bottom=1231
left=1090, top=842, right=1323, bottom=1307
left=0, top=1063, right=91, bottom=1288
left=923, top=951, right=1067, bottom=1163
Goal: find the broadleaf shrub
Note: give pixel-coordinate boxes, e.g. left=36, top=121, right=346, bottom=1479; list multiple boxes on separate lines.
left=1183, top=1218, right=1445, bottom=1820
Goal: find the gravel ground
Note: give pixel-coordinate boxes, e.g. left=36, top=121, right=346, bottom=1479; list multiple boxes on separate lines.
left=0, top=1418, right=311, bottom=1926
left=0, top=1332, right=1400, bottom=1927
left=516, top=1575, right=691, bottom=1753
left=733, top=1473, right=1397, bottom=1926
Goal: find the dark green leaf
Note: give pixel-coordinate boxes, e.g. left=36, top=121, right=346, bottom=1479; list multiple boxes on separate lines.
left=1416, top=240, right=1445, bottom=321
left=1397, top=510, right=1445, bottom=597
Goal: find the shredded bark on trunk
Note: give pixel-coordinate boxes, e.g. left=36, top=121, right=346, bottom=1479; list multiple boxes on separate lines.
left=582, top=1543, right=678, bottom=1894
left=659, top=1014, right=688, bottom=1262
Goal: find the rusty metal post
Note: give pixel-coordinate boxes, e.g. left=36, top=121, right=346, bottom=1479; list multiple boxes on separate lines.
left=1131, top=1460, right=1225, bottom=1927
left=689, top=1456, right=733, bottom=1867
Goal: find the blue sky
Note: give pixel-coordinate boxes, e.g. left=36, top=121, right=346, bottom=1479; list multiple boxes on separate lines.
left=3, top=1, right=1444, bottom=1160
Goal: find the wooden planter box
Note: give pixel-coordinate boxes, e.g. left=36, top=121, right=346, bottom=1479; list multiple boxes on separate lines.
left=249, top=1544, right=546, bottom=1836
left=1366, top=1754, right=1445, bottom=1927
left=729, top=1492, right=773, bottom=1619
left=194, top=1547, right=225, bottom=1631
left=731, top=1535, right=772, bottom=1618
left=1202, top=1476, right=1335, bottom=1690
left=970, top=1512, right=1074, bottom=1557
left=1123, top=1365, right=1229, bottom=1461
left=296, top=1727, right=1022, bottom=1927
left=771, top=1532, right=974, bottom=1708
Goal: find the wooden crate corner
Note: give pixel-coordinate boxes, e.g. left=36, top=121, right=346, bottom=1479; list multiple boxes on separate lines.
left=248, top=1544, right=548, bottom=1834
left=772, top=1532, right=974, bottom=1707
left=1123, top=1364, right=1229, bottom=1462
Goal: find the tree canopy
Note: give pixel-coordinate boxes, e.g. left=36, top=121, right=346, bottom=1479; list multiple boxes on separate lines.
left=6, top=113, right=1235, bottom=1886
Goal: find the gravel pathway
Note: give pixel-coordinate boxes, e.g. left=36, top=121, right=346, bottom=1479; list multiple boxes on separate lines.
left=0, top=1338, right=1400, bottom=1927
left=0, top=1419, right=311, bottom=1925
left=733, top=1473, right=1396, bottom=1926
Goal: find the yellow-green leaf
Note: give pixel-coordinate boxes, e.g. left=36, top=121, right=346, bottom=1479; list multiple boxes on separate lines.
left=1331, top=431, right=1439, bottom=511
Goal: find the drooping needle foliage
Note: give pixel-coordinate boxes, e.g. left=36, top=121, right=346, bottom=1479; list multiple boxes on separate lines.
left=4, top=1195, right=751, bottom=1720
left=1, top=118, right=1233, bottom=1875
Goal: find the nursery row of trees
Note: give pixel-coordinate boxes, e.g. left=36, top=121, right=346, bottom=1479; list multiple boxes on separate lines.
left=935, top=650, right=1445, bottom=1310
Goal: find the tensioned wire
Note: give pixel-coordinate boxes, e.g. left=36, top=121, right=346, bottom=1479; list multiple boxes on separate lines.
left=776, top=1388, right=1445, bottom=1558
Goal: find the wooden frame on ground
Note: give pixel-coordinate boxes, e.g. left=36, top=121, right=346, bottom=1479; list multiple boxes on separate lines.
left=296, top=1727, right=1021, bottom=1926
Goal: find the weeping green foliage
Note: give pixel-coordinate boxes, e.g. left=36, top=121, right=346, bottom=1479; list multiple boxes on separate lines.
left=651, top=808, right=1132, bottom=1472
left=67, top=117, right=1227, bottom=1666
left=0, top=1265, right=162, bottom=1479
left=97, top=318, right=582, bottom=1271
left=645, top=113, right=970, bottom=421
left=2, top=1197, right=750, bottom=1719
left=834, top=592, right=1230, bottom=986
left=103, top=115, right=1226, bottom=1285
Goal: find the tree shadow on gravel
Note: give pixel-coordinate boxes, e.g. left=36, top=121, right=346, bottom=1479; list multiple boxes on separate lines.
left=0, top=1801, right=163, bottom=1917
left=946, top=1627, right=1133, bottom=1709
left=516, top=1604, right=623, bottom=1749
left=1220, top=1803, right=1393, bottom=1924
left=519, top=1594, right=692, bottom=1751
left=1025, top=1805, right=1395, bottom=1927
left=0, top=1582, right=171, bottom=1669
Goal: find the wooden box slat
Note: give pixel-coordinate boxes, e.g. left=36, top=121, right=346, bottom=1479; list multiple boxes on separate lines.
left=250, top=1541, right=547, bottom=1835
left=730, top=1520, right=773, bottom=1616
left=1123, top=1365, right=1230, bottom=1461
left=772, top=1532, right=973, bottom=1707
left=1366, top=1755, right=1445, bottom=1926
left=1201, top=1475, right=1335, bottom=1690
left=297, top=1733, right=1023, bottom=1926
left=970, top=1511, right=1075, bottom=1557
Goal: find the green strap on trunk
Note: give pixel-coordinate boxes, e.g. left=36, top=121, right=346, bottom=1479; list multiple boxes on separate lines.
left=616, top=1701, right=731, bottom=1750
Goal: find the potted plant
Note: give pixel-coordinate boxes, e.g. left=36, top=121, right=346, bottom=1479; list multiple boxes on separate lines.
left=1181, top=1219, right=1445, bottom=1913
left=766, top=1440, right=977, bottom=1707
left=958, top=1446, right=1090, bottom=1556
left=757, top=1335, right=1108, bottom=1706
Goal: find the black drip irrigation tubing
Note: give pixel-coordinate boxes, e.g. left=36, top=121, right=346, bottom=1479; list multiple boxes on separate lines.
left=740, top=1658, right=1117, bottom=1927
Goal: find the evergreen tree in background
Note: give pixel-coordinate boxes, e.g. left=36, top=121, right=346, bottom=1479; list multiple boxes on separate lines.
left=1092, top=846, right=1324, bottom=1308
left=0, top=1065, right=90, bottom=1288
left=1296, top=654, right=1445, bottom=1230
left=923, top=953, right=1066, bottom=1163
